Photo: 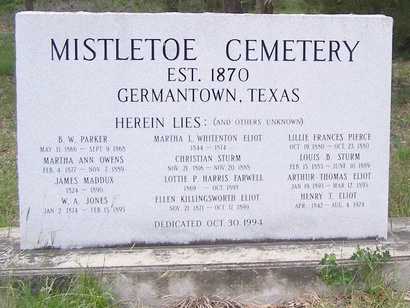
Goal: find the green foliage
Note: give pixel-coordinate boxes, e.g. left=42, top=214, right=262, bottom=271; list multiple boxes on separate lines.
left=392, top=75, right=410, bottom=106
left=272, top=0, right=308, bottom=14
left=0, top=33, right=14, bottom=76
left=0, top=0, right=24, bottom=13
left=392, top=61, right=410, bottom=105
left=350, top=246, right=391, bottom=294
left=177, top=0, right=209, bottom=13
left=396, top=146, right=410, bottom=161
left=315, top=252, right=356, bottom=289
left=0, top=149, right=17, bottom=227
left=389, top=149, right=410, bottom=217
left=390, top=60, right=410, bottom=217
left=316, top=0, right=410, bottom=57
left=0, top=75, right=17, bottom=227
left=0, top=76, right=15, bottom=120
left=0, top=271, right=115, bottom=308
left=315, top=246, right=392, bottom=294
left=0, top=30, right=17, bottom=228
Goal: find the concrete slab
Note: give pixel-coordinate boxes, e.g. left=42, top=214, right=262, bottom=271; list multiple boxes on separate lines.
left=1, top=218, right=410, bottom=306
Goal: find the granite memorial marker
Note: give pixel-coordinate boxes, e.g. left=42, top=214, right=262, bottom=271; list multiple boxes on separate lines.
left=16, top=12, right=393, bottom=249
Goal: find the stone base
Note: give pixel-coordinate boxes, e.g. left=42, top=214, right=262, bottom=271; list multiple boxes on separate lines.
left=1, top=218, right=410, bottom=306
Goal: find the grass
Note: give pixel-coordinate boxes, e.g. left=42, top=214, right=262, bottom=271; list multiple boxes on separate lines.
left=389, top=60, right=410, bottom=217
left=314, top=246, right=408, bottom=308
left=0, top=32, right=17, bottom=227
left=0, top=33, right=14, bottom=76
left=0, top=271, right=116, bottom=307
left=2, top=278, right=407, bottom=308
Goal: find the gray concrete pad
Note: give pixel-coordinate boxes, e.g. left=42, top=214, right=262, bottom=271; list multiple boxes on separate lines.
left=1, top=218, right=410, bottom=306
